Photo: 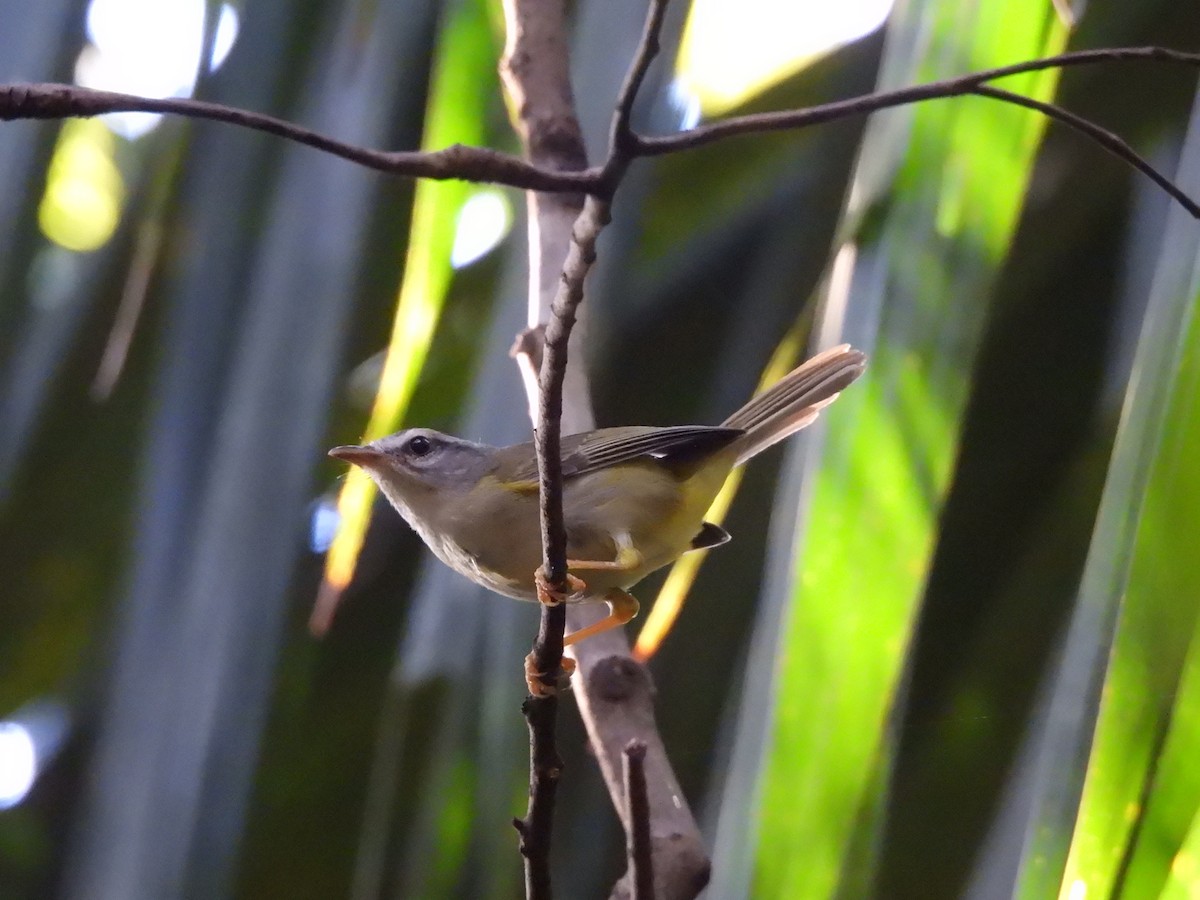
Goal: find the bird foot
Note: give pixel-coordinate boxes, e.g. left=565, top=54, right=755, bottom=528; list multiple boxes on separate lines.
left=524, top=652, right=576, bottom=697
left=534, top=567, right=587, bottom=605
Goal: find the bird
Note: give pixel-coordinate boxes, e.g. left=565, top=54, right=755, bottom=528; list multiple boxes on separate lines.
left=327, top=343, right=865, bottom=692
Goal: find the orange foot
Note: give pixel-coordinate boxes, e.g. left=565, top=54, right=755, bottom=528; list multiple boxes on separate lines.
left=524, top=652, right=577, bottom=697
left=534, top=566, right=587, bottom=606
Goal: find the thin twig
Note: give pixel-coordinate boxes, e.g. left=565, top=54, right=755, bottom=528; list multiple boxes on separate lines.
left=500, top=1, right=594, bottom=896
left=0, top=82, right=598, bottom=192
left=5, top=47, right=1199, bottom=215
left=623, top=741, right=654, bottom=900
left=507, top=1, right=709, bottom=897
left=511, top=195, right=611, bottom=900
left=602, top=0, right=671, bottom=182
left=513, top=691, right=562, bottom=900
left=528, top=3, right=714, bottom=897
left=970, top=84, right=1200, bottom=218
left=633, top=47, right=1200, bottom=157
left=535, top=194, right=612, bottom=586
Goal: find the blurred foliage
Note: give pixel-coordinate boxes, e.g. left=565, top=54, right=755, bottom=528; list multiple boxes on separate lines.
left=747, top=2, right=1066, bottom=896
left=0, top=1, right=1199, bottom=899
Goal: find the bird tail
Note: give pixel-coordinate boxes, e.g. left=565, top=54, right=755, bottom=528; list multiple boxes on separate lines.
left=722, top=344, right=866, bottom=466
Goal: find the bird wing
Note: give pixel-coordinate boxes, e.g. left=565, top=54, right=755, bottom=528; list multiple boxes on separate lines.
left=501, top=426, right=744, bottom=482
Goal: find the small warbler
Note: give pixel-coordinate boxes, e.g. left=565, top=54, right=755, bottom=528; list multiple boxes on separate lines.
left=328, top=344, right=865, bottom=684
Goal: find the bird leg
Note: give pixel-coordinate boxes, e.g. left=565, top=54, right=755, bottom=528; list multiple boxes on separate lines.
left=523, top=588, right=639, bottom=696
left=563, top=588, right=640, bottom=647
left=564, top=531, right=643, bottom=577
left=533, top=533, right=642, bottom=604
left=565, top=542, right=643, bottom=574
left=525, top=535, right=641, bottom=695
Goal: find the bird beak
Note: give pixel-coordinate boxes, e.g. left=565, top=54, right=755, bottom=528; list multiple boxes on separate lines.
left=328, top=444, right=387, bottom=469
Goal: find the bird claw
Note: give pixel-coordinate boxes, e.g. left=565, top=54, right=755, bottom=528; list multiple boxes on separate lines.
left=524, top=652, right=576, bottom=697
left=534, top=566, right=587, bottom=605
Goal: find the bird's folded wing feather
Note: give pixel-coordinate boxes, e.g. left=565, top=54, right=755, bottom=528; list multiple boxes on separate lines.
left=503, top=426, right=744, bottom=481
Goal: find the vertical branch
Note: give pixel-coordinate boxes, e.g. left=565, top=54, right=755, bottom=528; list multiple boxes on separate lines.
left=514, top=194, right=611, bottom=900
left=500, top=0, right=594, bottom=433
left=534, top=196, right=611, bottom=584
left=505, top=1, right=711, bottom=898
left=623, top=741, right=655, bottom=900
left=502, top=1, right=712, bottom=897
left=513, top=692, right=561, bottom=900
left=500, top=2, right=592, bottom=897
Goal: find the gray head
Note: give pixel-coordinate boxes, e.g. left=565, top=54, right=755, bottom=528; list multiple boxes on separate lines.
left=328, top=428, right=495, bottom=524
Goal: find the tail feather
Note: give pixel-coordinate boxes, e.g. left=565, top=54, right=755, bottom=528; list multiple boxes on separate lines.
left=723, top=344, right=865, bottom=465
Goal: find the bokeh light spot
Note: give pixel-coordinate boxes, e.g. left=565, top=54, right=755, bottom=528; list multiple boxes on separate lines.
left=78, top=0, right=241, bottom=139
left=0, top=722, right=38, bottom=810
left=451, top=190, right=512, bottom=269
left=38, top=119, right=124, bottom=252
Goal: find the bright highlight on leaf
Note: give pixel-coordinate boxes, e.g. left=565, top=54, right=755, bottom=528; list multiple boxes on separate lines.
left=1166, top=820, right=1200, bottom=896
left=676, top=0, right=894, bottom=115
left=744, top=1, right=1068, bottom=894
left=1054, top=103, right=1200, bottom=899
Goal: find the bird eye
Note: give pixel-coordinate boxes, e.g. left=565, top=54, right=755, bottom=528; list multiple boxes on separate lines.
left=406, top=434, right=432, bottom=457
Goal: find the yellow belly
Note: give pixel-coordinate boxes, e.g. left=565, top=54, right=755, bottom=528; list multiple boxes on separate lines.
left=558, top=455, right=735, bottom=596
left=436, top=454, right=736, bottom=602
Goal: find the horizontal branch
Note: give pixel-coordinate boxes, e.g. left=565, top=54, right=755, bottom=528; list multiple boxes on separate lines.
left=0, top=82, right=600, bottom=192
left=633, top=46, right=1200, bottom=157
left=3, top=47, right=1198, bottom=207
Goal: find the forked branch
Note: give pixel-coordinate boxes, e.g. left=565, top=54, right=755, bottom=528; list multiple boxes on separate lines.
left=3, top=46, right=1199, bottom=215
